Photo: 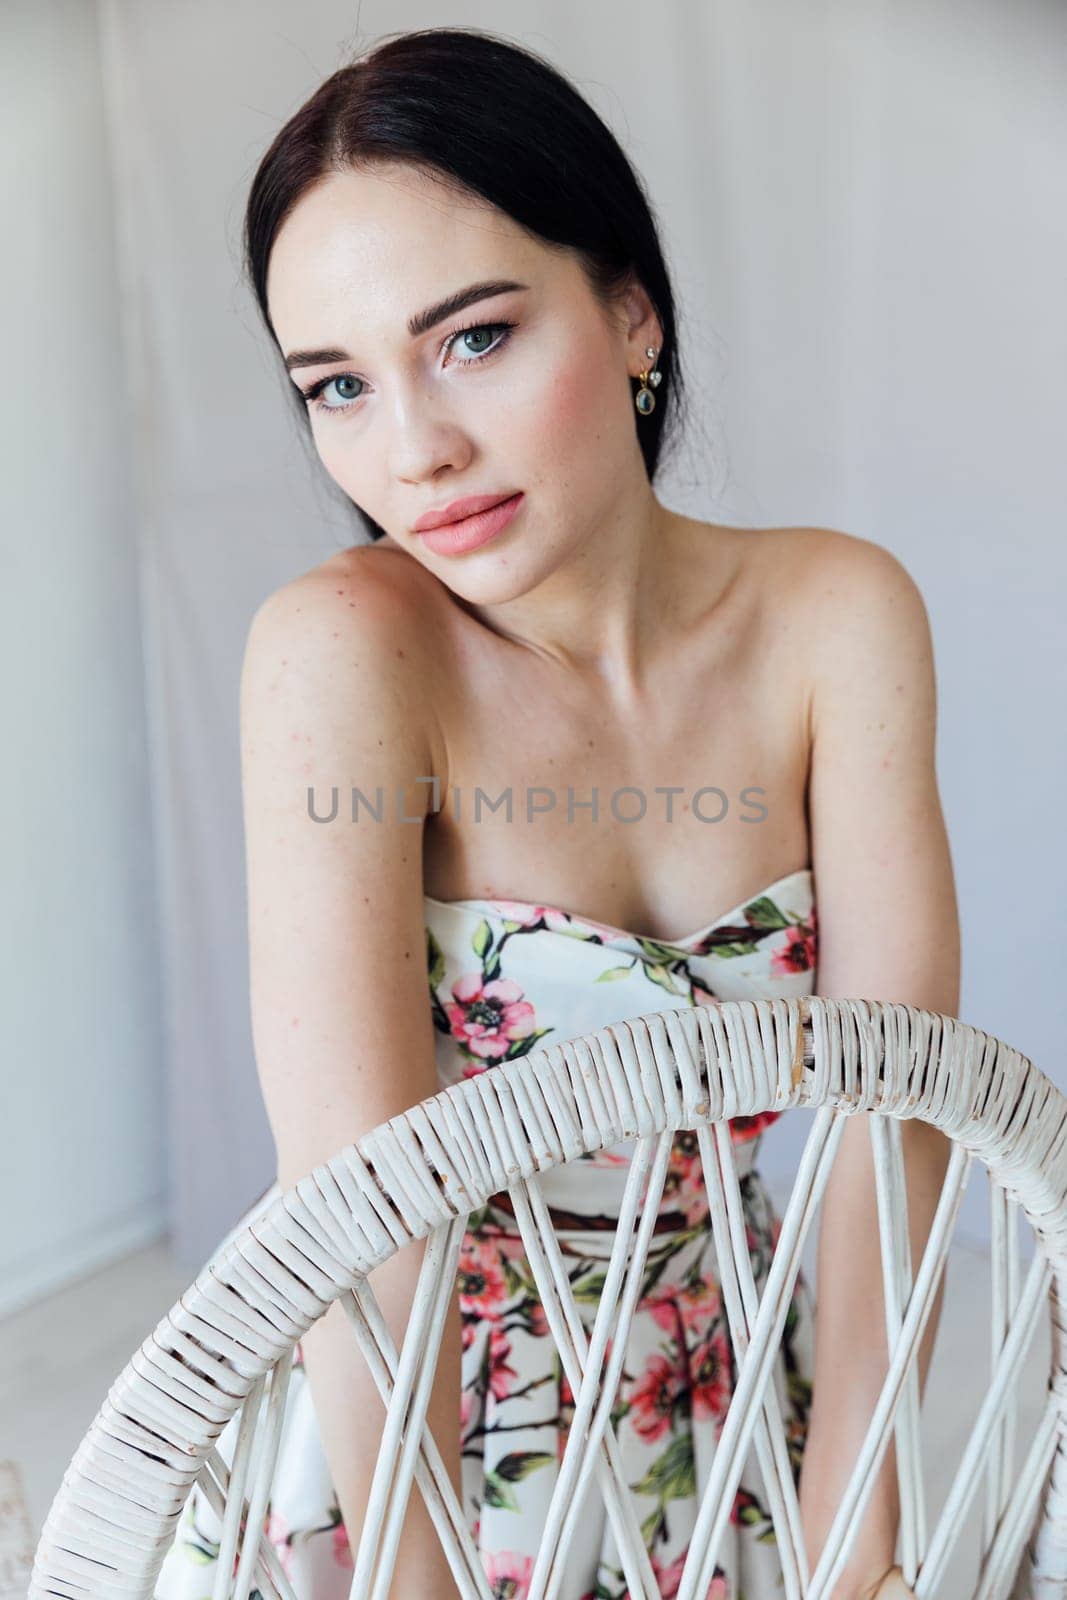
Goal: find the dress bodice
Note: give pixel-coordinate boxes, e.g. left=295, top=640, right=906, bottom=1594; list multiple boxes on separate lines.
left=423, top=865, right=817, bottom=1186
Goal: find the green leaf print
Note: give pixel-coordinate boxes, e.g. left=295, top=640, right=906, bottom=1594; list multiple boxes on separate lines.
left=483, top=1451, right=554, bottom=1510
left=631, top=1430, right=696, bottom=1502
left=742, top=894, right=796, bottom=931
left=483, top=1469, right=520, bottom=1511
left=643, top=962, right=691, bottom=997
left=640, top=1503, right=666, bottom=1546
left=636, top=939, right=685, bottom=963
left=471, top=918, right=493, bottom=958
left=503, top=1028, right=554, bottom=1060
left=426, top=926, right=445, bottom=989
left=595, top=964, right=634, bottom=982
left=502, top=1256, right=538, bottom=1298
left=572, top=1269, right=608, bottom=1304
left=493, top=1450, right=556, bottom=1482
left=709, top=938, right=764, bottom=959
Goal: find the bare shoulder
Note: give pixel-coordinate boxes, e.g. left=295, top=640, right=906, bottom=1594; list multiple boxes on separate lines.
left=247, top=539, right=443, bottom=657
left=242, top=541, right=449, bottom=766
left=239, top=543, right=453, bottom=1189
left=746, top=523, right=932, bottom=668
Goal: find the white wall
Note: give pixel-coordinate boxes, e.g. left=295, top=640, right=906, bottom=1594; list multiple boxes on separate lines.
left=96, top=0, right=1065, bottom=1267
left=3, top=0, right=1063, bottom=1284
left=0, top=1, right=167, bottom=1316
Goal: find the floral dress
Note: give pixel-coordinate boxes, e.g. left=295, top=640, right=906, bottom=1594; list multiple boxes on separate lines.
left=154, top=867, right=818, bottom=1600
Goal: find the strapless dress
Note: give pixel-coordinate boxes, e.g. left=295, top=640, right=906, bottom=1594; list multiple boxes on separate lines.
left=155, top=866, right=818, bottom=1599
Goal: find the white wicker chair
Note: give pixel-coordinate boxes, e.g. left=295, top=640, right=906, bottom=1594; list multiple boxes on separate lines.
left=28, top=996, right=1067, bottom=1600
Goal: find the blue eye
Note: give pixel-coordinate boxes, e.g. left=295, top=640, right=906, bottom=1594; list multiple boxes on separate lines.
left=299, top=319, right=517, bottom=417
left=307, top=373, right=364, bottom=411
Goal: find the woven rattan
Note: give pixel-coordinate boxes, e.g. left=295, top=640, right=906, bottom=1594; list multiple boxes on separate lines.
left=29, top=996, right=1067, bottom=1599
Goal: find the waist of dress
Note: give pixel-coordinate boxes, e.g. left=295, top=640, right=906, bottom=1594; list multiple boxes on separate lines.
left=485, top=1126, right=760, bottom=1234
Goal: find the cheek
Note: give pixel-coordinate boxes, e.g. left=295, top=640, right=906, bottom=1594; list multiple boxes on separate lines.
left=521, top=341, right=627, bottom=473
left=313, top=427, right=364, bottom=495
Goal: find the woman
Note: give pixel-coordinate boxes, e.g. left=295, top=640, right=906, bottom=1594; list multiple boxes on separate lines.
left=156, top=26, right=956, bottom=1600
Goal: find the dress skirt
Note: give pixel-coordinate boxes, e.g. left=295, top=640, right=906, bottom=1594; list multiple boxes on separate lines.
left=153, top=1132, right=816, bottom=1599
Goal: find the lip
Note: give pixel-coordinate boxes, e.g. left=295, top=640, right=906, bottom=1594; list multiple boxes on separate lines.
left=414, top=491, right=520, bottom=532
left=415, top=491, right=525, bottom=556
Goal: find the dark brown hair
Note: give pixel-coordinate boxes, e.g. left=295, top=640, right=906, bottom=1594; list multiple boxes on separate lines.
left=244, top=26, right=688, bottom=541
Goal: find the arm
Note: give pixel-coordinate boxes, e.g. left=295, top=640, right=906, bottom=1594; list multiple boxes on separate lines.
left=241, top=559, right=461, bottom=1599
left=792, top=532, right=961, bottom=1598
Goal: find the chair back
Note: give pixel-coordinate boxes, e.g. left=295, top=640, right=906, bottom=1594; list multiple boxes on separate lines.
left=28, top=996, right=1067, bottom=1600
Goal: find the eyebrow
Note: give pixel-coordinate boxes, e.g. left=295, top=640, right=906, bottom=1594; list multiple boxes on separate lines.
left=283, top=278, right=530, bottom=373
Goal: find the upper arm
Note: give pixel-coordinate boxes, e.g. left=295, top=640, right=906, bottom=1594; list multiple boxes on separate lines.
left=802, top=530, right=960, bottom=1015
left=239, top=563, right=440, bottom=1192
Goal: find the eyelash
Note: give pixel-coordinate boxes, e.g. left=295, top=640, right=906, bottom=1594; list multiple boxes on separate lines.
left=299, top=318, right=518, bottom=416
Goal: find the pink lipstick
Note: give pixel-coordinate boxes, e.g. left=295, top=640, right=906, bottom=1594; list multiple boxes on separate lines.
left=414, top=492, right=524, bottom=556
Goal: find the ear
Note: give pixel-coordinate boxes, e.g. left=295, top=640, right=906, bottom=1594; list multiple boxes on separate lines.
left=618, top=274, right=664, bottom=372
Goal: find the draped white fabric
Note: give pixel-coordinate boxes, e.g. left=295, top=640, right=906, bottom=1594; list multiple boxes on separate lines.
left=96, top=0, right=1067, bottom=1268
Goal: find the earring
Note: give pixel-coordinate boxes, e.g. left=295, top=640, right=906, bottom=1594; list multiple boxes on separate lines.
left=635, top=344, right=662, bottom=415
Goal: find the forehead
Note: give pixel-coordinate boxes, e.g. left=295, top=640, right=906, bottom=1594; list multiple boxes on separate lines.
left=266, top=163, right=554, bottom=345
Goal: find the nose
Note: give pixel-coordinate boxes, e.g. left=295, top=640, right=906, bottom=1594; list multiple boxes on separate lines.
left=385, top=380, right=475, bottom=488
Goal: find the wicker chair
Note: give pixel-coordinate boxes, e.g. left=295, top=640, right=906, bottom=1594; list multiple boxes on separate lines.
left=28, top=996, right=1067, bottom=1600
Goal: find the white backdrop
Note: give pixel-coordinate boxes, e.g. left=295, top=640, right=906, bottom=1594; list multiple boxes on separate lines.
left=97, top=0, right=1067, bottom=1270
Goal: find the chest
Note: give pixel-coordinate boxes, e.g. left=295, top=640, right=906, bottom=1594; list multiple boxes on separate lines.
left=422, top=592, right=812, bottom=940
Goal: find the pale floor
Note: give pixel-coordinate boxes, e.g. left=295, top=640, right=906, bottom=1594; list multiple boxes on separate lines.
left=0, top=1215, right=1052, bottom=1598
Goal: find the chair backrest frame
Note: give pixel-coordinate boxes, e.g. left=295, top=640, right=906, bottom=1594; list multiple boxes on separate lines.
left=28, top=996, right=1067, bottom=1600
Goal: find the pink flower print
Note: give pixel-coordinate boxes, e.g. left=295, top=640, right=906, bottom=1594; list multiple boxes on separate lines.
left=729, top=1109, right=782, bottom=1142
left=483, top=1547, right=535, bottom=1597
left=494, top=900, right=550, bottom=927
left=689, top=1328, right=732, bottom=1423
left=458, top=1235, right=508, bottom=1314
left=771, top=919, right=816, bottom=976
left=488, top=1323, right=519, bottom=1401
left=652, top=1551, right=728, bottom=1597
left=664, top=1131, right=710, bottom=1226
left=446, top=973, right=537, bottom=1063
left=264, top=1509, right=294, bottom=1580
left=692, top=982, right=722, bottom=1008
left=639, top=1280, right=686, bottom=1338
left=677, top=1275, right=722, bottom=1332
left=331, top=1519, right=353, bottom=1569
left=526, top=1298, right=550, bottom=1338
left=628, top=1350, right=686, bottom=1442
left=494, top=897, right=623, bottom=940
left=640, top=1275, right=721, bottom=1339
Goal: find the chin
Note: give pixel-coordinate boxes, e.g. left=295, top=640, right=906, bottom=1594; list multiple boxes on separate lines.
left=439, top=561, right=545, bottom=607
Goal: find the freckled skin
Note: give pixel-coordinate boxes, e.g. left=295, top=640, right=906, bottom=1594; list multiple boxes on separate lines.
left=261, top=155, right=831, bottom=933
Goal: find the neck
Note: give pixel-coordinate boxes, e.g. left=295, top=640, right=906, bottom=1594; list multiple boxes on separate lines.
left=458, top=480, right=692, bottom=707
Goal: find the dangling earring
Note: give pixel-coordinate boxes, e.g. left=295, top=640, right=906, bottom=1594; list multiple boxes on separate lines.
left=635, top=344, right=662, bottom=415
